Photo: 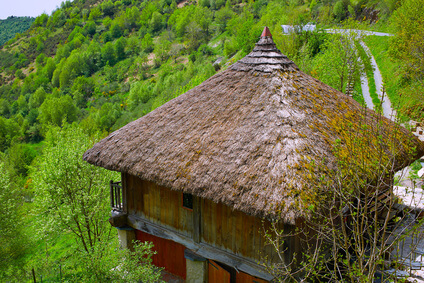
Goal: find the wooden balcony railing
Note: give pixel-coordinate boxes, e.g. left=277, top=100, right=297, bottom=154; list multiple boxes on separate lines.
left=110, top=180, right=123, bottom=211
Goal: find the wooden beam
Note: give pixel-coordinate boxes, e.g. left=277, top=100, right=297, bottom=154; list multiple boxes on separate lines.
left=127, top=214, right=274, bottom=281
left=121, top=172, right=127, bottom=213
left=109, top=211, right=128, bottom=228
left=193, top=195, right=201, bottom=243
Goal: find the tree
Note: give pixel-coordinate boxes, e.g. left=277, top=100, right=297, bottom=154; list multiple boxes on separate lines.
left=32, top=125, right=117, bottom=253
left=333, top=0, right=347, bottom=22
left=5, top=143, right=36, bottom=178
left=390, top=0, right=424, bottom=80
left=153, top=34, right=171, bottom=64
left=110, top=22, right=123, bottom=39
left=0, top=159, right=28, bottom=280
left=128, top=81, right=152, bottom=109
left=141, top=33, right=154, bottom=53
left=226, top=9, right=260, bottom=55
left=43, top=57, right=56, bottom=81
left=31, top=125, right=162, bottom=282
left=312, top=30, right=363, bottom=95
left=29, top=87, right=47, bottom=109
left=150, top=12, right=164, bottom=33
left=38, top=95, right=79, bottom=129
left=48, top=10, right=66, bottom=28
left=125, top=6, right=140, bottom=30
left=115, top=37, right=127, bottom=61
left=263, top=111, right=424, bottom=282
left=0, top=117, right=20, bottom=152
left=94, top=102, right=122, bottom=131
left=101, top=0, right=115, bottom=16
left=83, top=21, right=96, bottom=37
left=101, top=41, right=116, bottom=65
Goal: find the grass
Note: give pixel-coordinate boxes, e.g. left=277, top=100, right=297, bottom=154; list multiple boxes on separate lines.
left=363, top=36, right=400, bottom=106
left=356, top=36, right=424, bottom=121
left=355, top=40, right=381, bottom=111
left=352, top=78, right=365, bottom=106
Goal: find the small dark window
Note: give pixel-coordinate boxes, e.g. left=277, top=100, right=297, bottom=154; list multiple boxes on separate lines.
left=182, top=193, right=193, bottom=210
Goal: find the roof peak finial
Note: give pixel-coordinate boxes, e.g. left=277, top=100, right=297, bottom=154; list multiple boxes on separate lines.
left=261, top=26, right=272, bottom=38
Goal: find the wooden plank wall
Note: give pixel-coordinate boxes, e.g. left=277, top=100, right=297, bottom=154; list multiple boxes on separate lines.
left=136, top=230, right=187, bottom=279
left=201, top=198, right=288, bottom=263
left=125, top=174, right=194, bottom=237
left=125, top=174, right=298, bottom=265
left=208, top=260, right=231, bottom=283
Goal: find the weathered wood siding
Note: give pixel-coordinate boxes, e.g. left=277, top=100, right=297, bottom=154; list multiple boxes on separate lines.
left=124, top=173, right=298, bottom=264
left=125, top=173, right=194, bottom=237
left=201, top=197, right=294, bottom=262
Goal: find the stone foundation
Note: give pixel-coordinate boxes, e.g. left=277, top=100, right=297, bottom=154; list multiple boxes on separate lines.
left=117, top=227, right=136, bottom=251
left=185, top=249, right=207, bottom=283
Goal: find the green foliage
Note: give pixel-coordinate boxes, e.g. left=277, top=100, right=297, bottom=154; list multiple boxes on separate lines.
left=32, top=13, right=48, bottom=28
left=29, top=87, right=47, bottom=109
left=102, top=41, right=116, bottom=65
left=390, top=0, right=424, bottom=78
left=31, top=124, right=117, bottom=252
left=0, top=0, right=420, bottom=279
left=5, top=143, right=37, bottom=178
left=83, top=21, right=96, bottom=36
left=89, top=6, right=102, bottom=21
left=25, top=125, right=161, bottom=281
left=110, top=22, right=123, bottom=38
left=0, top=50, right=18, bottom=69
left=38, top=95, right=79, bottom=128
left=44, top=57, right=56, bottom=81
left=0, top=160, right=28, bottom=280
left=150, top=11, right=164, bottom=33
left=0, top=117, right=20, bottom=152
left=124, top=6, right=141, bottom=30
left=14, top=69, right=25, bottom=80
left=49, top=10, right=66, bottom=28
left=128, top=81, right=153, bottom=109
left=94, top=102, right=122, bottom=131
left=333, top=0, right=347, bottom=22
left=226, top=9, right=260, bottom=56
left=0, top=16, right=35, bottom=46
left=115, top=37, right=127, bottom=60
left=77, top=239, right=163, bottom=282
left=141, top=33, right=154, bottom=53
left=311, top=31, right=363, bottom=94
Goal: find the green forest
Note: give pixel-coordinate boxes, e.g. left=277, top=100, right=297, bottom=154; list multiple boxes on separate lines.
left=0, top=0, right=423, bottom=281
left=0, top=16, right=35, bottom=46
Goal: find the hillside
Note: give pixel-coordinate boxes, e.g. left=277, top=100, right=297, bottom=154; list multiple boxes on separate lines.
left=0, top=0, right=423, bottom=280
left=0, top=0, right=409, bottom=150
left=0, top=16, right=35, bottom=46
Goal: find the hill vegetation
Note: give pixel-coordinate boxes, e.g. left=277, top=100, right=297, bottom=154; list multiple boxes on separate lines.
left=0, top=16, right=35, bottom=46
left=0, top=0, right=423, bottom=281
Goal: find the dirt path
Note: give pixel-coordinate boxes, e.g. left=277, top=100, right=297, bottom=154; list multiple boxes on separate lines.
left=359, top=64, right=374, bottom=110
left=360, top=41, right=397, bottom=121
left=325, top=28, right=396, bottom=120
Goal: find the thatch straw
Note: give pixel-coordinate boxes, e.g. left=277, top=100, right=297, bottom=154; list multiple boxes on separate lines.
left=84, top=28, right=424, bottom=224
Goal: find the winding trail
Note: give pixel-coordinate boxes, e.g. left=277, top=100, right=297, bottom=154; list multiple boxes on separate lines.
left=325, top=28, right=396, bottom=121
left=359, top=67, right=374, bottom=109
left=360, top=41, right=397, bottom=121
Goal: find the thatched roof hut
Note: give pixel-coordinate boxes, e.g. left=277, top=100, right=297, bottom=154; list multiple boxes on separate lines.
left=84, top=27, right=424, bottom=224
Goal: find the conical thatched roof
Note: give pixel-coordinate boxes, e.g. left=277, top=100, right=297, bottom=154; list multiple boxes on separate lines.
left=84, top=27, right=424, bottom=224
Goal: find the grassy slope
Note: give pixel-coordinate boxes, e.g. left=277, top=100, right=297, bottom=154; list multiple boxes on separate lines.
left=363, top=35, right=404, bottom=116
left=355, top=40, right=380, bottom=109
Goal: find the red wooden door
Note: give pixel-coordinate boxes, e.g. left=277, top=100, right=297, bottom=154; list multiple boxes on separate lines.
left=236, top=271, right=269, bottom=283
left=136, top=230, right=186, bottom=279
left=208, top=260, right=230, bottom=283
